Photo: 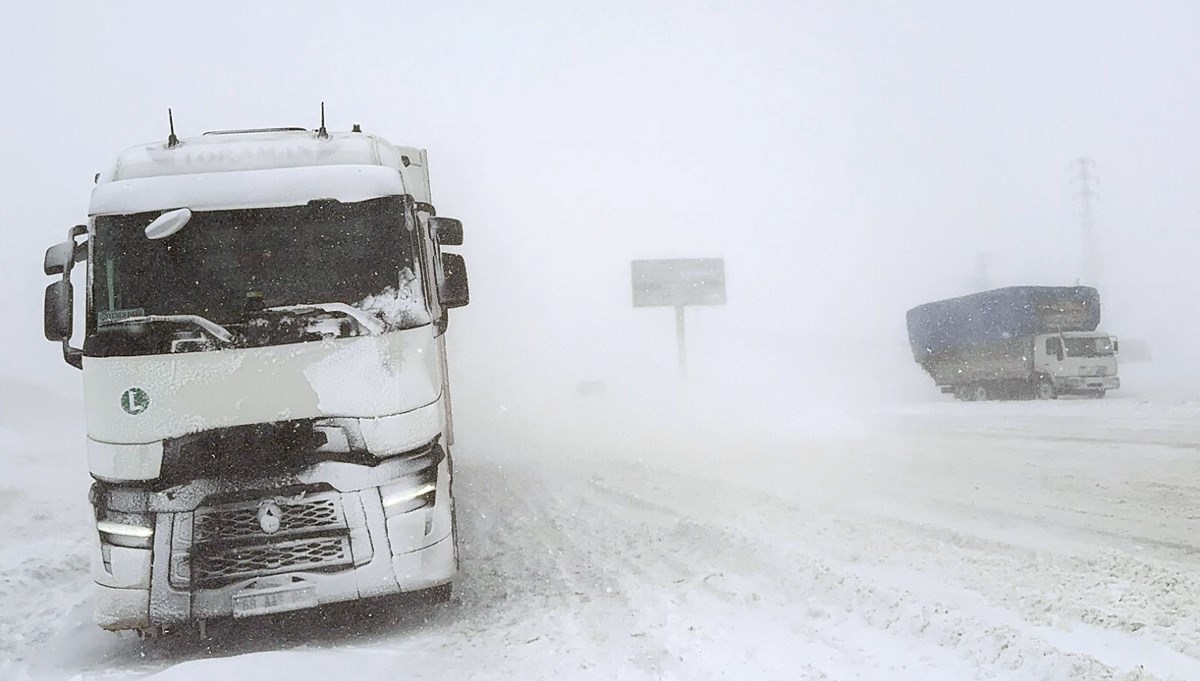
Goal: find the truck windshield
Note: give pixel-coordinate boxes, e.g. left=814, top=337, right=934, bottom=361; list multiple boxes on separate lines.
left=1064, top=337, right=1115, bottom=358
left=91, top=196, right=429, bottom=329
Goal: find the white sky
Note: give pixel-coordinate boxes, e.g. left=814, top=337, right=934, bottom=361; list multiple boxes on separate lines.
left=2, top=1, right=1198, bottom=404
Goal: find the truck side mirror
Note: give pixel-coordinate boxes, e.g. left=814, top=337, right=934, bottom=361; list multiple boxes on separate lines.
left=438, top=253, right=469, bottom=308
left=44, top=241, right=74, bottom=276
left=44, top=280, right=73, bottom=341
left=44, top=226, right=88, bottom=275
left=43, top=225, right=88, bottom=369
left=429, top=217, right=463, bottom=246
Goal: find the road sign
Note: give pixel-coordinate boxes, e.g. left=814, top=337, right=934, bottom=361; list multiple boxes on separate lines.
left=631, top=258, right=726, bottom=381
left=631, top=258, right=726, bottom=308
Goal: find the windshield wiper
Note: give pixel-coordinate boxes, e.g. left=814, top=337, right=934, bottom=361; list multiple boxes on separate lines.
left=114, top=314, right=235, bottom=344
left=257, top=303, right=385, bottom=335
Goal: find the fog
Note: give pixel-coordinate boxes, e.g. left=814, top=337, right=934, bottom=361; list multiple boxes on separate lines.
left=5, top=2, right=1198, bottom=432
left=5, top=4, right=1200, bottom=678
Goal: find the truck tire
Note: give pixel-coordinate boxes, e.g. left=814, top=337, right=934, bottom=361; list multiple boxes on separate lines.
left=969, top=385, right=988, bottom=402
left=1089, top=389, right=1107, bottom=399
left=1036, top=377, right=1056, bottom=400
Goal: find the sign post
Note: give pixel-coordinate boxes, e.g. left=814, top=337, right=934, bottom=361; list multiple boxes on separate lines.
left=675, top=305, right=686, bottom=379
left=631, top=258, right=726, bottom=381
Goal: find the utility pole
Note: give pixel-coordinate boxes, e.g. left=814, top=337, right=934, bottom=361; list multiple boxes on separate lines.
left=1073, top=157, right=1100, bottom=285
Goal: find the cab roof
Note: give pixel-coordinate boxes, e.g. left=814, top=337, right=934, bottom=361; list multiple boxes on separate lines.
left=91, top=128, right=432, bottom=212
left=100, top=128, right=424, bottom=182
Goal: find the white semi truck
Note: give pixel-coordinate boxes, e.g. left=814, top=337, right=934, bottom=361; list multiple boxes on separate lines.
left=42, top=121, right=469, bottom=635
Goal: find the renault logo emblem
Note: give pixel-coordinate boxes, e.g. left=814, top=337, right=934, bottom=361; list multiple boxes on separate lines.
left=257, top=501, right=283, bottom=535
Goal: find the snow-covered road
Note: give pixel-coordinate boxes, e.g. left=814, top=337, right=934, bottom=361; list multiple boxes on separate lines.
left=3, top=394, right=1199, bottom=680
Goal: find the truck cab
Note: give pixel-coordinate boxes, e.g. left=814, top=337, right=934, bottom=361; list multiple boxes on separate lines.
left=42, top=126, right=469, bottom=634
left=1032, top=331, right=1120, bottom=398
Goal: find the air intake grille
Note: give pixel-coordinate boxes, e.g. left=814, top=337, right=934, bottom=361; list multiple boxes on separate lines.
left=194, top=497, right=343, bottom=543
left=193, top=536, right=351, bottom=588
left=185, top=492, right=354, bottom=589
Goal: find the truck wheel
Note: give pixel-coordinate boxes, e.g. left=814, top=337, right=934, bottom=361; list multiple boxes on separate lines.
left=1036, top=378, right=1056, bottom=400
left=1090, top=389, right=1107, bottom=399
left=970, top=385, right=988, bottom=402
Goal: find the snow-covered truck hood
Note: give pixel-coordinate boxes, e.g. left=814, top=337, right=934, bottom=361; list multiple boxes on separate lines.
left=82, top=325, right=442, bottom=445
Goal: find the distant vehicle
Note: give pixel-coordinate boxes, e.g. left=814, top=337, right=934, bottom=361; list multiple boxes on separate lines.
left=42, top=121, right=469, bottom=636
left=907, top=286, right=1119, bottom=400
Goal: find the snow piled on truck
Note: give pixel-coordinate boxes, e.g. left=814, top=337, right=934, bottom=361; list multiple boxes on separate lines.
left=355, top=268, right=430, bottom=331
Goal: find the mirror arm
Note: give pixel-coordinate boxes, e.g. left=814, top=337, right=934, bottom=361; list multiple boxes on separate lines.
left=62, top=225, right=87, bottom=275
left=61, top=225, right=87, bottom=369
left=62, top=338, right=82, bottom=369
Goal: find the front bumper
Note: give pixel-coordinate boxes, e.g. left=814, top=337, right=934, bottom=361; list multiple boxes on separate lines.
left=1058, top=376, right=1119, bottom=392
left=94, top=538, right=454, bottom=630
left=91, top=448, right=455, bottom=631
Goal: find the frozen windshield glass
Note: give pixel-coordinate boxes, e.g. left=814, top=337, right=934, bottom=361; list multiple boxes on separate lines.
left=92, top=196, right=427, bottom=328
left=1064, top=337, right=1114, bottom=358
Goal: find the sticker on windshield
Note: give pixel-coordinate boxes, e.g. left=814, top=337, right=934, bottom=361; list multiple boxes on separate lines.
left=120, top=387, right=150, bottom=416
left=99, top=308, right=145, bottom=326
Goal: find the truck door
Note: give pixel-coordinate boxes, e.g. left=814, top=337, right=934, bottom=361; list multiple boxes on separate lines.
left=1034, top=335, right=1063, bottom=376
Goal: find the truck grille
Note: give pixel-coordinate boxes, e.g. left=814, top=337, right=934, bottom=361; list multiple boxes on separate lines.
left=194, top=497, right=343, bottom=543
left=193, top=536, right=352, bottom=588
left=186, top=492, right=354, bottom=589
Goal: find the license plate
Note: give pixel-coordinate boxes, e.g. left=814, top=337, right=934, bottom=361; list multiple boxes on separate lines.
left=232, top=584, right=317, bottom=618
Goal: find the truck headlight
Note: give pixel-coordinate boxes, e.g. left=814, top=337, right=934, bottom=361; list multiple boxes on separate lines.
left=96, top=511, right=154, bottom=549
left=380, top=479, right=436, bottom=516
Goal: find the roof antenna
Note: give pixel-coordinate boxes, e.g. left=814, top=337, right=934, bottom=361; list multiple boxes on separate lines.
left=317, top=102, right=328, bottom=139
left=167, top=108, right=179, bottom=148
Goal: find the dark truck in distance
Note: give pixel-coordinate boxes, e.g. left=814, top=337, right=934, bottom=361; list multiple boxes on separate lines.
left=907, top=286, right=1120, bottom=401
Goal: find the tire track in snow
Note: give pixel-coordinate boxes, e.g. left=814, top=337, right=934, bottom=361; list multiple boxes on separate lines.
left=451, top=456, right=686, bottom=679
left=582, top=459, right=1191, bottom=680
